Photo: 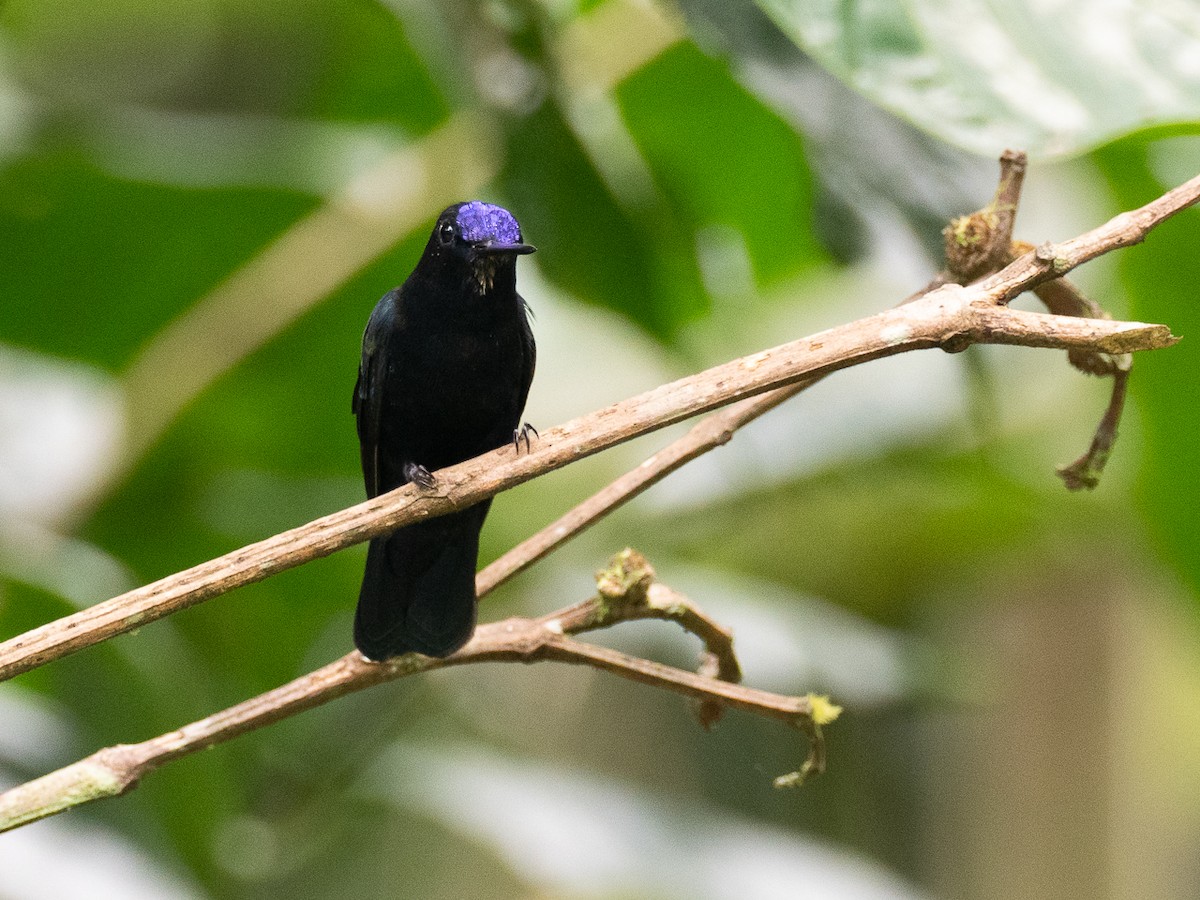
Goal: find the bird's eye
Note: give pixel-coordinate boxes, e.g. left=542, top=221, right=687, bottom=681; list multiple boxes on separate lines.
left=438, top=222, right=456, bottom=246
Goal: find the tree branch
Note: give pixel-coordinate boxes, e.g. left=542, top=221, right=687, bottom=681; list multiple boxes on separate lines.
left=0, top=157, right=1191, bottom=833
left=476, top=380, right=814, bottom=595
left=0, top=166, right=1190, bottom=681
left=0, top=550, right=837, bottom=832
left=931, top=149, right=1155, bottom=489
left=942, top=147, right=1028, bottom=282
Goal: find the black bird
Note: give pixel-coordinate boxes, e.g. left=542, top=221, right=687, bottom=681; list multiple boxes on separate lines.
left=352, top=201, right=536, bottom=660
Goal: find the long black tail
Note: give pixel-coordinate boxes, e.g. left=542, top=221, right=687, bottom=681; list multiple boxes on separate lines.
left=353, top=502, right=490, bottom=660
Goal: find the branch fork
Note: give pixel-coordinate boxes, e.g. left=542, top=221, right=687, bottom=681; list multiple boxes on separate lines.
left=0, top=549, right=834, bottom=832
left=0, top=151, right=1193, bottom=832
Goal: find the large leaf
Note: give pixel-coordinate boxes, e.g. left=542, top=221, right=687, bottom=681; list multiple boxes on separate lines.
left=675, top=0, right=997, bottom=265
left=501, top=102, right=705, bottom=338
left=0, top=153, right=315, bottom=370
left=616, top=42, right=826, bottom=288
left=503, top=42, right=829, bottom=340
left=754, top=0, right=1200, bottom=158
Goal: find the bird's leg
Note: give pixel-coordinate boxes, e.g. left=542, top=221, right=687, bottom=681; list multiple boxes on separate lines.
left=402, top=461, right=437, bottom=491
left=513, top=422, right=539, bottom=454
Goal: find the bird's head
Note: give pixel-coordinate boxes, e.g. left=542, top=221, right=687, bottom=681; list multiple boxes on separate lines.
left=422, top=201, right=535, bottom=293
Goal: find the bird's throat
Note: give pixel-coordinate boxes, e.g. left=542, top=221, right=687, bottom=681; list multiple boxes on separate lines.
left=471, top=257, right=500, bottom=294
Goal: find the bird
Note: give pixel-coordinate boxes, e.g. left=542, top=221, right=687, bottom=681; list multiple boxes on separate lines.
left=352, top=201, right=536, bottom=660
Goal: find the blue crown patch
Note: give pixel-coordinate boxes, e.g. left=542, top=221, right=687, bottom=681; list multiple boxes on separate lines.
left=455, top=201, right=522, bottom=245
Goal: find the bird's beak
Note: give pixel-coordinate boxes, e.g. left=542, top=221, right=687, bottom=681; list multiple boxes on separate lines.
left=475, top=240, right=537, bottom=256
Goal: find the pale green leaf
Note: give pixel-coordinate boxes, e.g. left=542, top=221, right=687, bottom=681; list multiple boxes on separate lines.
left=754, top=0, right=1200, bottom=157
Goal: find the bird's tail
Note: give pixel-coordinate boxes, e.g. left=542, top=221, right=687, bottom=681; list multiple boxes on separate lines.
left=353, top=503, right=490, bottom=660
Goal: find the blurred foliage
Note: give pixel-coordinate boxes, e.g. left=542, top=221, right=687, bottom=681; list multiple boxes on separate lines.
left=615, top=43, right=824, bottom=289
left=754, top=0, right=1200, bottom=158
left=0, top=155, right=316, bottom=365
left=1094, top=136, right=1200, bottom=598
left=0, top=1, right=1198, bottom=899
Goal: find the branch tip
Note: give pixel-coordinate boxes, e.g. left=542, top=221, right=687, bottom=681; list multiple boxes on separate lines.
left=1056, top=369, right=1130, bottom=491
left=806, top=693, right=843, bottom=726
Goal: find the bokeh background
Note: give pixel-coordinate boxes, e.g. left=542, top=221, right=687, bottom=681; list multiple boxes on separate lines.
left=1, top=1, right=1199, bottom=898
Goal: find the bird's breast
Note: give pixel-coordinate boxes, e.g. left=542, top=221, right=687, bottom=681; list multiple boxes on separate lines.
left=380, top=315, right=526, bottom=465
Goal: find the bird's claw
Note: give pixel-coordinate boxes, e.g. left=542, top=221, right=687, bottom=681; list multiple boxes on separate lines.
left=512, top=422, right=539, bottom=454
left=403, top=462, right=437, bottom=491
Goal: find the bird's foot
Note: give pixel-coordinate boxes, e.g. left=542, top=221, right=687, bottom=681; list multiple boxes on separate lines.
left=513, top=422, right=539, bottom=453
left=403, top=462, right=437, bottom=491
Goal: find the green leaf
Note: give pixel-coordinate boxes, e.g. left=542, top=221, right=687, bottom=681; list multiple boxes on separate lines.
left=295, top=0, right=448, bottom=130
left=754, top=0, right=1200, bottom=158
left=617, top=42, right=825, bottom=287
left=501, top=102, right=703, bottom=338
left=502, top=44, right=828, bottom=339
left=0, top=152, right=315, bottom=369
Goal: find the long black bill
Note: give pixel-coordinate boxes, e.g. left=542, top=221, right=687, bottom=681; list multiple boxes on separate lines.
left=475, top=241, right=537, bottom=256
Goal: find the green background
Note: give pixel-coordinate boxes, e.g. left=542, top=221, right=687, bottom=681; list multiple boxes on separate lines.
left=1, top=1, right=1198, bottom=897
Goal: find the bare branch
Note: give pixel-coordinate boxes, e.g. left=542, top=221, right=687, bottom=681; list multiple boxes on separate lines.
left=0, top=156, right=1192, bottom=833
left=0, top=552, right=830, bottom=833
left=942, top=148, right=1028, bottom=281
left=1056, top=367, right=1131, bottom=491
left=587, top=548, right=742, bottom=728
left=477, top=380, right=814, bottom=595
left=979, top=170, right=1200, bottom=304
left=0, top=167, right=1191, bottom=682
left=1008, top=226, right=1133, bottom=488
left=930, top=151, right=1173, bottom=490
left=990, top=149, right=1028, bottom=248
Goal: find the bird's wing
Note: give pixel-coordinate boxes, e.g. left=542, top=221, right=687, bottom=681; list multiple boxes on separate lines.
left=517, top=294, right=537, bottom=412
left=353, top=303, right=390, bottom=499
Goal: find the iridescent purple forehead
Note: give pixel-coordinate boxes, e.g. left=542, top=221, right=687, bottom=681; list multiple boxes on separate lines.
left=455, top=201, right=522, bottom=244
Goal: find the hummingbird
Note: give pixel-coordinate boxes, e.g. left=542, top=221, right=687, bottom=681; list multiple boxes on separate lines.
left=352, top=201, right=536, bottom=659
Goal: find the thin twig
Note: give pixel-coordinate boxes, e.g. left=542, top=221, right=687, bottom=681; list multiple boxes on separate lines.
left=934, top=150, right=1138, bottom=489
left=990, top=149, right=1028, bottom=248
left=1056, top=367, right=1131, bottom=490
left=476, top=380, right=814, bottom=595
left=1032, top=272, right=1132, bottom=489
left=1032, top=277, right=1125, bottom=374
left=979, top=169, right=1200, bottom=304
left=587, top=548, right=742, bottom=727
left=942, top=148, right=1028, bottom=282
left=1010, top=228, right=1132, bottom=488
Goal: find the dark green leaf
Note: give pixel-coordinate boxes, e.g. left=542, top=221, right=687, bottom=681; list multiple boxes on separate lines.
left=501, top=102, right=703, bottom=338
left=617, top=42, right=825, bottom=286
left=0, top=152, right=315, bottom=369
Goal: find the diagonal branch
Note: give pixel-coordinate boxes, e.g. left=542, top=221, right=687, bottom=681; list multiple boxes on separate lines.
left=0, top=170, right=1190, bottom=681
left=476, top=380, right=814, bottom=595
left=0, top=157, right=1192, bottom=834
